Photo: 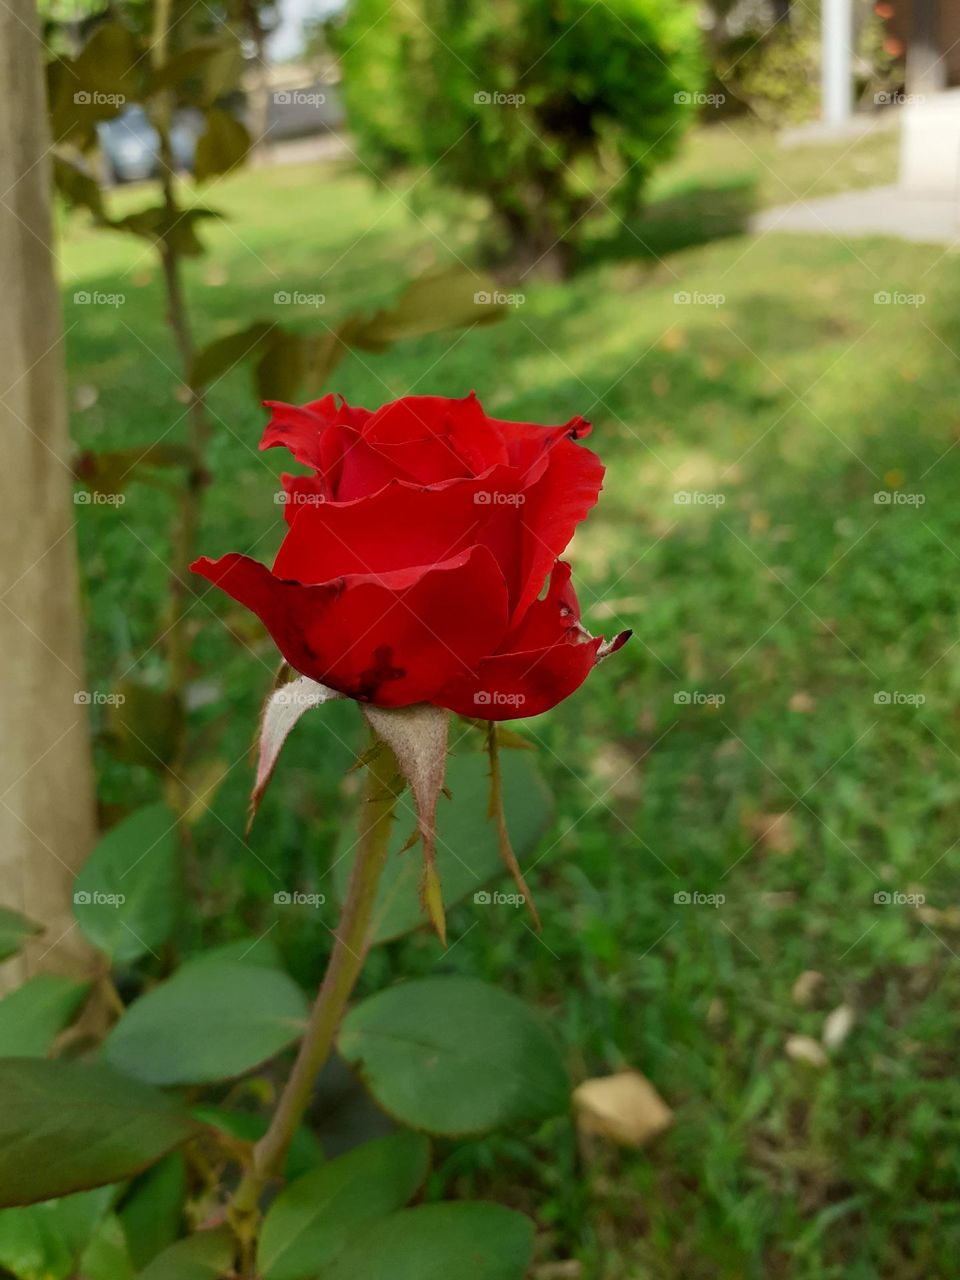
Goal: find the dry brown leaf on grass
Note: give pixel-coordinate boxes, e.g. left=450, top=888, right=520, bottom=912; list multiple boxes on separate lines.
left=573, top=1071, right=674, bottom=1148
left=744, top=811, right=796, bottom=855
left=822, top=1003, right=855, bottom=1051
left=792, top=970, right=825, bottom=1006
left=785, top=1035, right=828, bottom=1068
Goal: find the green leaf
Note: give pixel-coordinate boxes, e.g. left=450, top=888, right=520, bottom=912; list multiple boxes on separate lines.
left=48, top=23, right=142, bottom=145
left=258, top=1132, right=430, bottom=1280
left=0, top=975, right=89, bottom=1057
left=52, top=155, right=105, bottom=221
left=0, top=1059, right=201, bottom=1207
left=118, top=1154, right=185, bottom=1270
left=102, top=684, right=185, bottom=774
left=138, top=1227, right=233, bottom=1280
left=109, top=206, right=222, bottom=258
left=0, top=1187, right=114, bottom=1280
left=104, top=959, right=308, bottom=1085
left=349, top=267, right=506, bottom=351
left=338, top=977, right=569, bottom=1136
left=333, top=749, right=553, bottom=943
left=189, top=320, right=275, bottom=388
left=74, top=444, right=193, bottom=496
left=254, top=330, right=306, bottom=402
left=151, top=36, right=244, bottom=105
left=324, top=1203, right=534, bottom=1280
left=0, top=907, right=41, bottom=963
left=80, top=1212, right=135, bottom=1280
left=194, top=108, right=250, bottom=183
left=73, top=803, right=178, bottom=964
left=191, top=1107, right=322, bottom=1182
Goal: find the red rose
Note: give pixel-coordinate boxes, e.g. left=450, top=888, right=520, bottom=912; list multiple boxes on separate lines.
left=191, top=392, right=629, bottom=720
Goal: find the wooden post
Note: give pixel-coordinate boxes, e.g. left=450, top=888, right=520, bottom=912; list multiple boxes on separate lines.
left=0, top=0, right=98, bottom=988
left=908, top=0, right=946, bottom=97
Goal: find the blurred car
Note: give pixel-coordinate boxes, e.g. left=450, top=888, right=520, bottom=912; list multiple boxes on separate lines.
left=97, top=105, right=204, bottom=184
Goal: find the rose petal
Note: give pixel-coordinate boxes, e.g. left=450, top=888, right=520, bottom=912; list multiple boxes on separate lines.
left=491, top=413, right=592, bottom=480
left=191, top=545, right=510, bottom=707
left=434, top=562, right=626, bottom=720
left=260, top=394, right=370, bottom=495
left=512, top=438, right=605, bottom=625
left=272, top=468, right=532, bottom=604
left=361, top=392, right=508, bottom=485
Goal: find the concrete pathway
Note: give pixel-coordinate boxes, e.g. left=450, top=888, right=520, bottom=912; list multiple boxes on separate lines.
left=751, top=184, right=960, bottom=246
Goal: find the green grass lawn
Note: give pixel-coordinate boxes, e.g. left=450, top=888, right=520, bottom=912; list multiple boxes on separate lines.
left=62, top=119, right=960, bottom=1279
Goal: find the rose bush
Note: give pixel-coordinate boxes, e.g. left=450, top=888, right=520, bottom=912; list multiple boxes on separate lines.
left=192, top=392, right=629, bottom=719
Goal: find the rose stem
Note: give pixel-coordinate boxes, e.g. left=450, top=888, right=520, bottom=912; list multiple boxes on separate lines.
left=228, top=737, right=402, bottom=1261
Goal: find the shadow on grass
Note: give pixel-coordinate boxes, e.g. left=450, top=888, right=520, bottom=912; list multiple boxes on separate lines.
left=580, top=174, right=758, bottom=270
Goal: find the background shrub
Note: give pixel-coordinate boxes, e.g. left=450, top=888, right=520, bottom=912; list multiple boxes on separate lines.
left=334, top=0, right=705, bottom=275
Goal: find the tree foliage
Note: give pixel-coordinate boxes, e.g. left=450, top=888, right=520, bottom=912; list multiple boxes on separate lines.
left=334, top=0, right=705, bottom=272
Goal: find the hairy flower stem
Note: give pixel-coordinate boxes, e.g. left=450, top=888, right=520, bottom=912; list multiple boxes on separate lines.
left=149, top=0, right=213, bottom=843
left=229, top=741, right=402, bottom=1264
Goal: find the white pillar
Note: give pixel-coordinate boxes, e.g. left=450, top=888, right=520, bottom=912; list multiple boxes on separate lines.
left=822, top=0, right=854, bottom=126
